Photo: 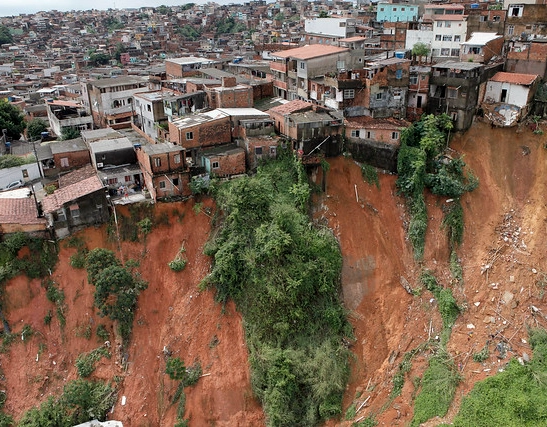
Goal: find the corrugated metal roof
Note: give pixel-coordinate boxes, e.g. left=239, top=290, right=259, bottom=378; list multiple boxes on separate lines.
left=462, top=32, right=502, bottom=46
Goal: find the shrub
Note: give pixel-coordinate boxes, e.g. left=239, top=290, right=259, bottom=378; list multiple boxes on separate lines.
left=96, top=324, right=110, bottom=342
left=169, top=259, right=187, bottom=272
left=75, top=347, right=110, bottom=378
left=361, top=163, right=380, bottom=189
left=166, top=357, right=186, bottom=381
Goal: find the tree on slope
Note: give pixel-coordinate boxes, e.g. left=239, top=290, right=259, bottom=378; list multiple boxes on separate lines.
left=0, top=99, right=25, bottom=140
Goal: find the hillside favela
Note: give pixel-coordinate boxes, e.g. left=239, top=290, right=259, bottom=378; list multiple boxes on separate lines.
left=0, top=1, right=546, bottom=426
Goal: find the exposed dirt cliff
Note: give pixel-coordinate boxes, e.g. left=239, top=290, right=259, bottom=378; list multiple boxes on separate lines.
left=1, top=120, right=546, bottom=426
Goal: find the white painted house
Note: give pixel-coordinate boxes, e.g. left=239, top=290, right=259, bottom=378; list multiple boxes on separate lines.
left=483, top=71, right=540, bottom=125
left=431, top=15, right=468, bottom=61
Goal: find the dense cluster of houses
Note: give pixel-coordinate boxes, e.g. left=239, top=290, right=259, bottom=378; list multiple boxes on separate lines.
left=0, top=0, right=546, bottom=239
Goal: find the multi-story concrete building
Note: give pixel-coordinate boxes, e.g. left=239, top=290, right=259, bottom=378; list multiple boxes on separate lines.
left=82, top=76, right=148, bottom=129
left=304, top=17, right=357, bottom=44
left=46, top=101, right=93, bottom=137
left=431, top=14, right=468, bottom=61
left=376, top=3, right=419, bottom=23
left=270, top=44, right=350, bottom=101
left=134, top=91, right=167, bottom=142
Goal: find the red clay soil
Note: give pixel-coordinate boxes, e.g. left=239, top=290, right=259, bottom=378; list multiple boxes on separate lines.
left=1, top=120, right=546, bottom=427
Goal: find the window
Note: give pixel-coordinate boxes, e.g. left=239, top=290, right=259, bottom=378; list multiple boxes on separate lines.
left=108, top=178, right=118, bottom=185
left=351, top=130, right=360, bottom=137
left=159, top=181, right=166, bottom=189
left=255, top=146, right=263, bottom=155
left=437, top=21, right=442, bottom=27
left=510, top=4, right=523, bottom=17
left=508, top=25, right=514, bottom=36
left=435, top=35, right=442, bottom=41
left=125, top=175, right=132, bottom=182
left=391, top=132, right=399, bottom=140
left=366, top=131, right=373, bottom=139
left=442, top=35, right=452, bottom=42
left=174, top=154, right=181, bottom=164
left=380, top=7, right=384, bottom=11
left=212, top=161, right=219, bottom=169
left=451, top=48, right=459, bottom=56
left=70, top=204, right=80, bottom=218
left=173, top=178, right=179, bottom=186
left=376, top=92, right=382, bottom=100
left=393, top=89, right=402, bottom=99
left=57, top=209, right=66, bottom=222
left=393, top=7, right=397, bottom=11
left=343, top=89, right=355, bottom=99
left=396, top=69, right=402, bottom=80
left=401, top=7, right=405, bottom=11
left=454, top=35, right=461, bottom=42
left=445, top=21, right=451, bottom=28
left=300, top=62, right=305, bottom=69
left=269, top=146, right=277, bottom=156
left=447, top=87, right=458, bottom=98
left=22, top=169, right=28, bottom=178
left=154, top=157, right=161, bottom=167
left=480, top=15, right=487, bottom=22
left=410, top=75, right=418, bottom=85
left=493, top=15, right=501, bottom=22
left=441, top=48, right=450, bottom=56
left=60, top=157, right=69, bottom=167
left=186, top=131, right=193, bottom=140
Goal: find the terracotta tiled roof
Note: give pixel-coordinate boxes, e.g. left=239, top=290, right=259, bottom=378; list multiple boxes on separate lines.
left=271, top=45, right=349, bottom=60
left=42, top=175, right=104, bottom=213
left=267, top=100, right=313, bottom=115
left=345, top=116, right=411, bottom=130
left=0, top=198, right=46, bottom=225
left=490, top=72, right=539, bottom=86
left=59, top=164, right=97, bottom=187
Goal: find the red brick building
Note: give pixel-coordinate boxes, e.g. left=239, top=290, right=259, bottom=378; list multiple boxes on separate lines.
left=201, top=144, right=246, bottom=177
left=136, top=143, right=190, bottom=202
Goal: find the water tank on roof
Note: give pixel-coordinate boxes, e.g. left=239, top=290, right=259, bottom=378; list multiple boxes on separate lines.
left=395, top=51, right=405, bottom=59
left=470, top=3, right=479, bottom=8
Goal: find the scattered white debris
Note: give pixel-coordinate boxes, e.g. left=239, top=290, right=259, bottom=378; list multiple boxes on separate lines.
left=532, top=268, right=538, bottom=274
left=121, top=396, right=126, bottom=406
left=474, top=302, right=481, bottom=307
left=467, top=324, right=475, bottom=329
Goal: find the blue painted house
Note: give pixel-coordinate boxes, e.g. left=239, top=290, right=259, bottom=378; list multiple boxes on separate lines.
left=377, top=3, right=419, bottom=23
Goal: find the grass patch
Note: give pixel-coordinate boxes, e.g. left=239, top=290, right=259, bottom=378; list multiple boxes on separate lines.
left=411, top=350, right=461, bottom=426
left=453, top=328, right=547, bottom=426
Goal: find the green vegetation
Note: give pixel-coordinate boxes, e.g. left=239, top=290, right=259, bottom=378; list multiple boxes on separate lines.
left=176, top=25, right=201, bottom=41
left=166, top=356, right=186, bottom=381
left=361, top=163, right=380, bottom=189
left=18, top=379, right=116, bottom=426
left=411, top=350, right=460, bottom=426
left=420, top=270, right=459, bottom=336
left=85, top=248, right=147, bottom=345
left=96, top=324, right=110, bottom=343
left=0, top=154, right=35, bottom=169
left=67, top=236, right=88, bottom=269
left=0, top=99, right=26, bottom=140
left=202, top=152, right=351, bottom=426
left=215, top=17, right=247, bottom=35
left=397, top=114, right=477, bottom=259
left=0, top=25, right=13, bottom=45
left=169, top=243, right=187, bottom=271
left=75, top=346, right=111, bottom=377
left=60, top=126, right=81, bottom=141
left=411, top=42, right=430, bottom=63
left=26, top=118, right=48, bottom=141
left=453, top=328, right=547, bottom=426
left=472, top=343, right=490, bottom=363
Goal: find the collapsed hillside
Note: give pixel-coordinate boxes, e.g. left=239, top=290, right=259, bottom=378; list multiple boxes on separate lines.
left=0, top=119, right=546, bottom=426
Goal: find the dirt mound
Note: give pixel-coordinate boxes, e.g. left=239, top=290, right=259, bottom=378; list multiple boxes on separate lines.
left=1, top=120, right=546, bottom=426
